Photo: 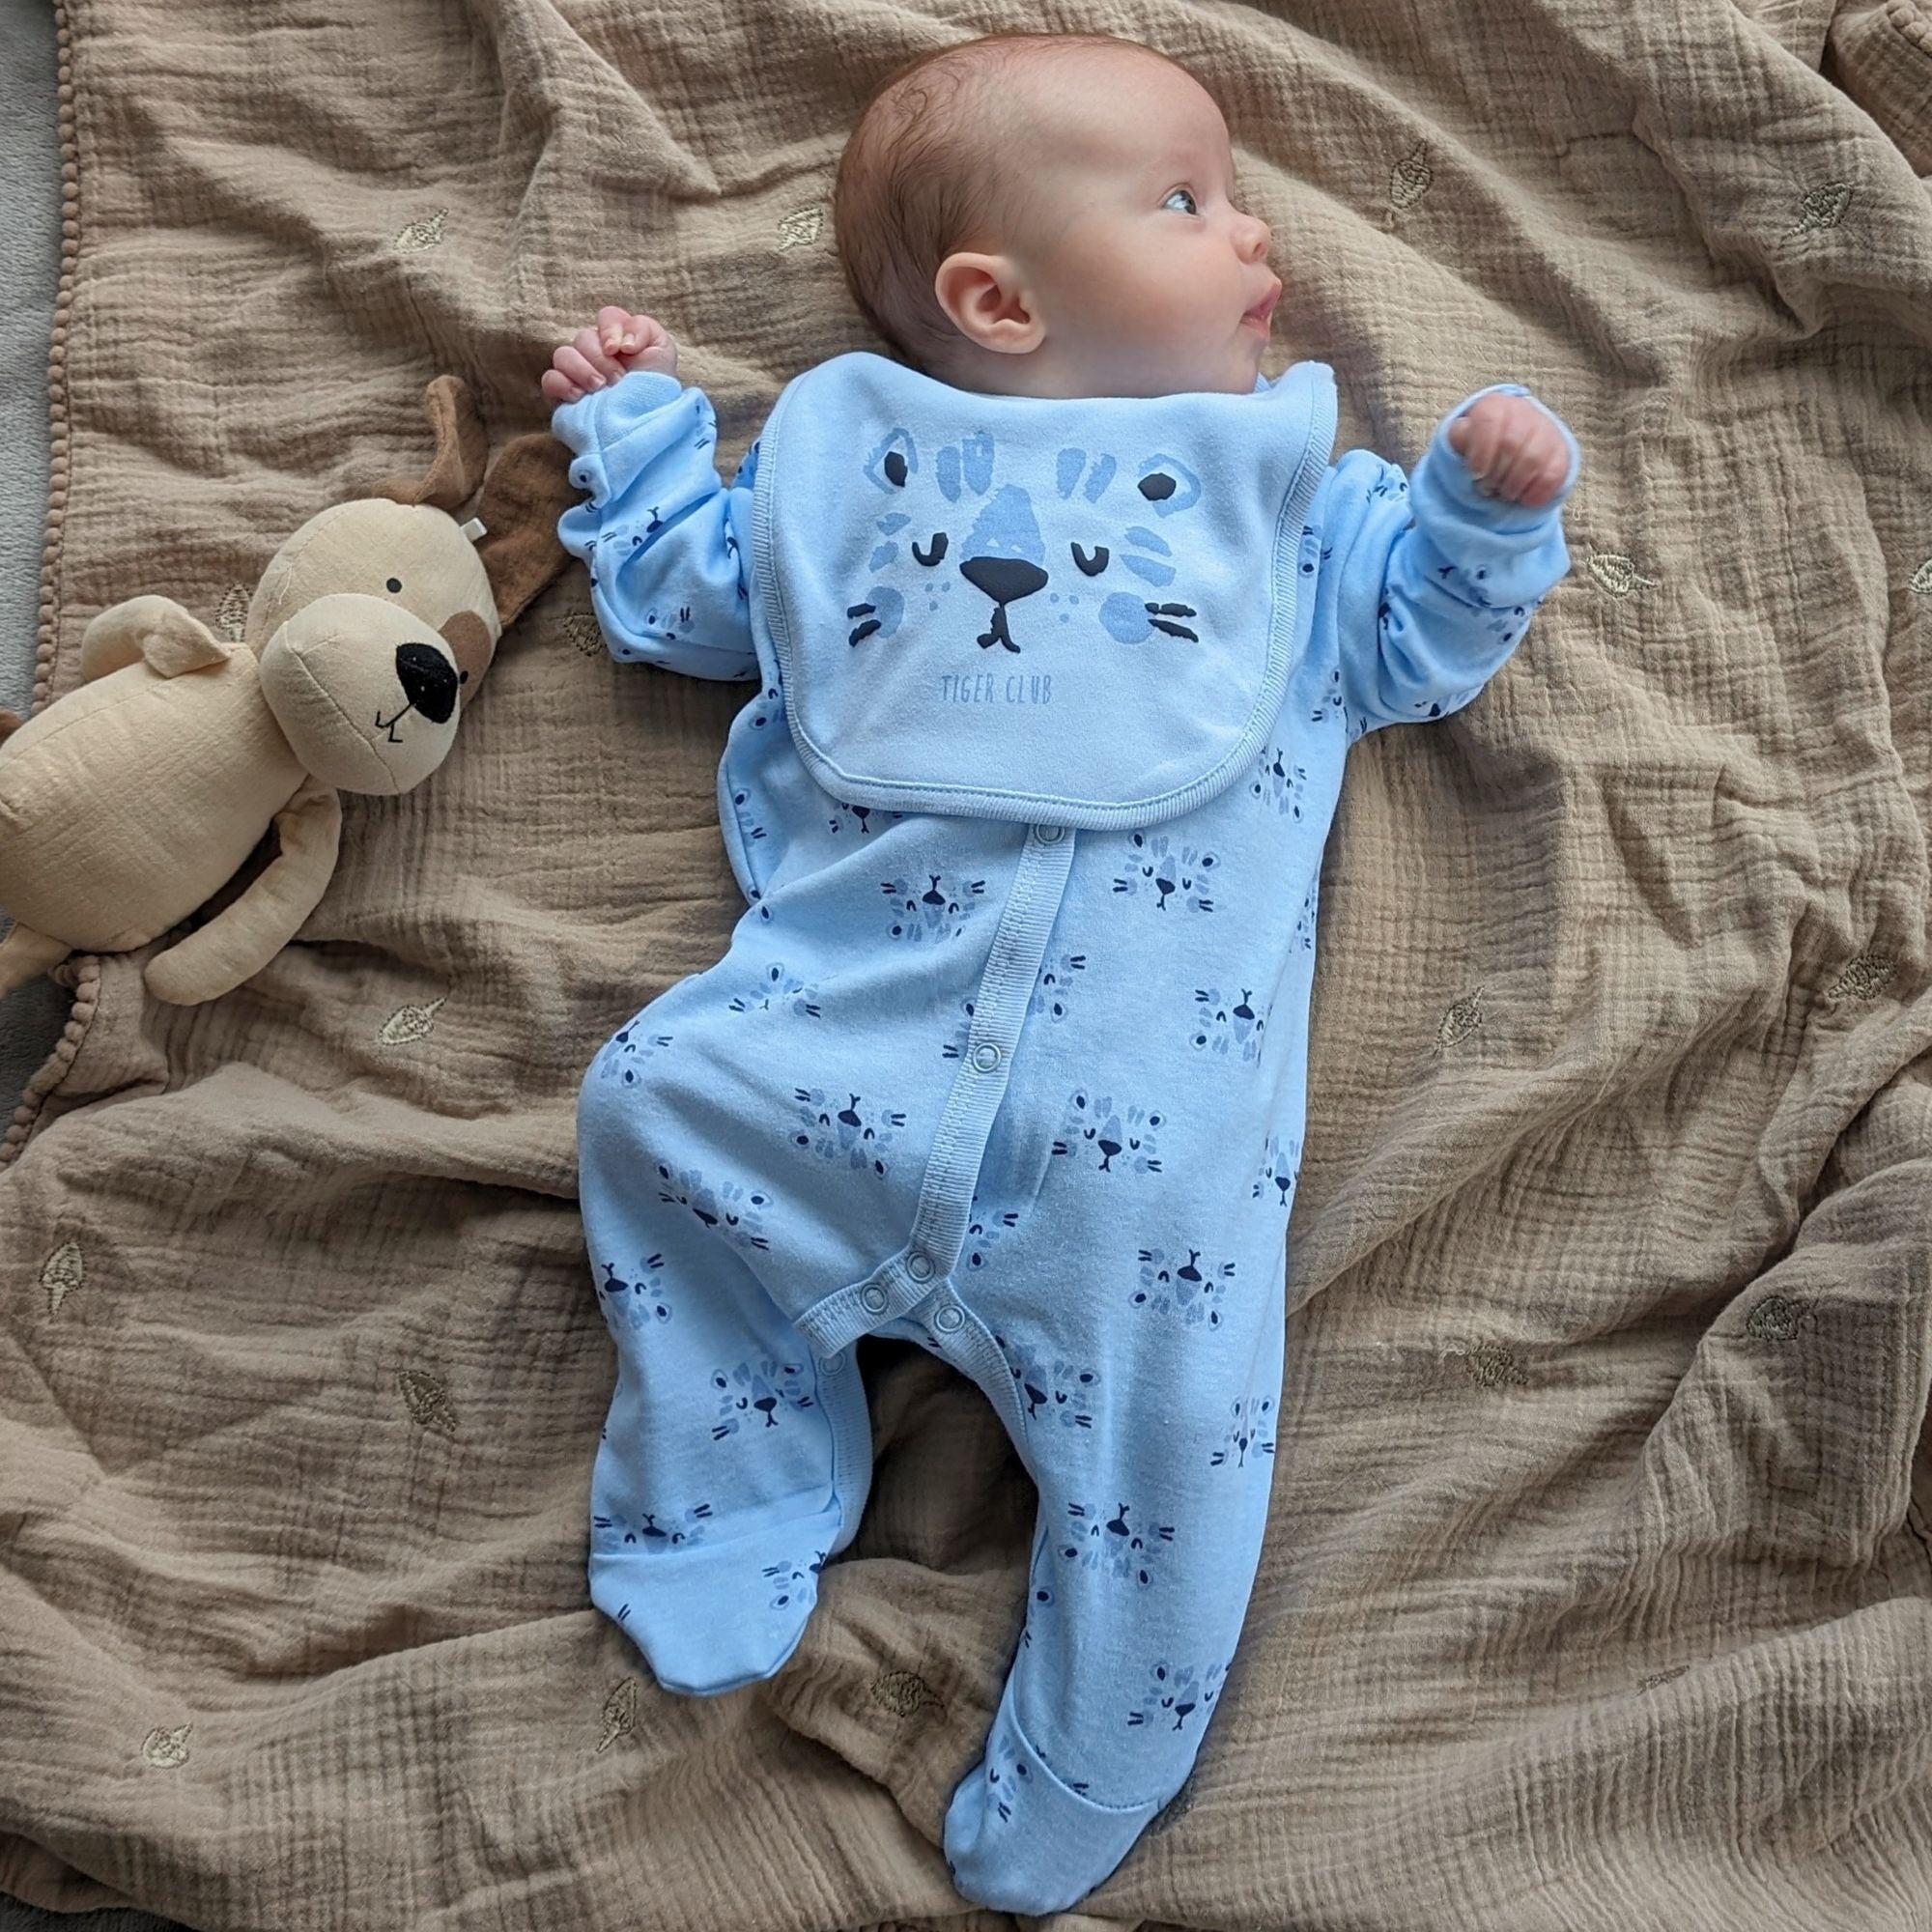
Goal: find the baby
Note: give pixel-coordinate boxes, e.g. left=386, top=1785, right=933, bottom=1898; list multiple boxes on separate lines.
left=545, top=29, right=1578, bottom=1918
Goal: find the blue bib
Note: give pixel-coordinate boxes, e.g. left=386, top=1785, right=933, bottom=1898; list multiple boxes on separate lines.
left=748, top=352, right=1338, bottom=830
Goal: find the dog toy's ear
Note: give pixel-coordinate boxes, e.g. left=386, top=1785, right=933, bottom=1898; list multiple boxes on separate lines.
left=472, top=430, right=576, bottom=630
left=375, top=375, right=490, bottom=512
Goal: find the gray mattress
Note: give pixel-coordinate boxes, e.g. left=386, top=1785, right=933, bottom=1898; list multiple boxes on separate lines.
left=0, top=18, right=189, bottom=1932
left=0, top=0, right=73, bottom=1124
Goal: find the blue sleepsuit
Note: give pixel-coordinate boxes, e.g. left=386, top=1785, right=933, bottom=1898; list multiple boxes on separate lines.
left=554, top=351, right=1579, bottom=1916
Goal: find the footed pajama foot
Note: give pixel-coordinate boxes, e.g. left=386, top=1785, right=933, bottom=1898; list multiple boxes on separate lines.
left=942, top=1669, right=1169, bottom=1914
left=589, top=1492, right=844, bottom=1696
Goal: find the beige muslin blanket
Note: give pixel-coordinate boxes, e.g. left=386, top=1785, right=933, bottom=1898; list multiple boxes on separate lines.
left=3, top=1, right=1930, bottom=1926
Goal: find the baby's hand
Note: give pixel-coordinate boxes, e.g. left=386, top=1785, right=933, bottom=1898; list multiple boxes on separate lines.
left=1446, top=394, right=1572, bottom=509
left=541, top=307, right=679, bottom=405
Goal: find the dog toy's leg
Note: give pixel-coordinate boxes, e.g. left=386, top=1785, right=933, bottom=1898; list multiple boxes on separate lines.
left=0, top=921, right=72, bottom=997
left=0, top=709, right=21, bottom=743
left=143, top=780, right=343, bottom=1006
left=80, top=596, right=230, bottom=683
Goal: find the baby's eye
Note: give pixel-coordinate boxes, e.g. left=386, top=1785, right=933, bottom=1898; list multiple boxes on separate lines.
left=1163, top=186, right=1199, bottom=215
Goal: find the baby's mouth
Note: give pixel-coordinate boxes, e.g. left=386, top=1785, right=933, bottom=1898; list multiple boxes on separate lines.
left=1241, top=282, right=1281, bottom=332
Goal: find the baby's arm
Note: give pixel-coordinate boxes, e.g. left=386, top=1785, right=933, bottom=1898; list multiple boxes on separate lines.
left=547, top=310, right=760, bottom=683
left=1311, top=384, right=1581, bottom=740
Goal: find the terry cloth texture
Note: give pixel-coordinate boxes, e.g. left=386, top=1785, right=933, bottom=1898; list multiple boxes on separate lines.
left=2, top=1, right=1931, bottom=1928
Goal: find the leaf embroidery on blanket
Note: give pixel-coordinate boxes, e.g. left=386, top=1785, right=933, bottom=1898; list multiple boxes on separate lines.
left=379, top=996, right=447, bottom=1045
left=596, top=1676, right=639, bottom=1753
left=1744, top=1293, right=1813, bottom=1342
left=398, top=1367, right=458, bottom=1437
left=869, top=1667, right=943, bottom=1719
left=1588, top=552, right=1657, bottom=597
left=1827, top=952, right=1895, bottom=1005
left=215, top=583, right=250, bottom=641
left=562, top=610, right=604, bottom=657
left=1434, top=986, right=1487, bottom=1054
left=393, top=208, right=447, bottom=252
left=1910, top=557, right=1932, bottom=595
left=1637, top=1665, right=1690, bottom=1691
left=1790, top=181, right=1853, bottom=235
left=141, top=1724, right=191, bottom=1768
left=1389, top=141, right=1434, bottom=211
left=777, top=204, right=824, bottom=248
left=1447, top=1339, right=1528, bottom=1388
left=43, top=1238, right=83, bottom=1315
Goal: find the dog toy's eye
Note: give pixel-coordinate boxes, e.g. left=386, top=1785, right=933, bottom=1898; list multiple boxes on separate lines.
left=385, top=577, right=403, bottom=593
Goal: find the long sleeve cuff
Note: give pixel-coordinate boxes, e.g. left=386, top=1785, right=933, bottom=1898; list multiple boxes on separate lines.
left=1405, top=384, right=1580, bottom=610
left=551, top=369, right=689, bottom=504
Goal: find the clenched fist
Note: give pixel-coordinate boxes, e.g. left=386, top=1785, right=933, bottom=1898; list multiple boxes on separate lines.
left=1446, top=394, right=1572, bottom=509
left=541, top=307, right=679, bottom=405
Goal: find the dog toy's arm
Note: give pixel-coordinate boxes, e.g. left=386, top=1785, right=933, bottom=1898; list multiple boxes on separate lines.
left=142, top=777, right=343, bottom=1006
left=80, top=595, right=233, bottom=684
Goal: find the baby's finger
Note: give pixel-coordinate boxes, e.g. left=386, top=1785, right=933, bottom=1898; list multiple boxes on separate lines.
left=1459, top=407, right=1507, bottom=487
left=1520, top=450, right=1571, bottom=509
left=541, top=368, right=584, bottom=406
left=572, top=327, right=624, bottom=381
left=1505, top=422, right=1568, bottom=501
left=555, top=344, right=611, bottom=393
left=1491, top=431, right=1548, bottom=502
left=1505, top=442, right=1562, bottom=509
left=597, top=305, right=639, bottom=355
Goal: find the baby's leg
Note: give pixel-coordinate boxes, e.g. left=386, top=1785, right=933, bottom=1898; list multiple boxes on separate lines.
left=578, top=1044, right=874, bottom=1695
left=941, top=1212, right=1287, bottom=1913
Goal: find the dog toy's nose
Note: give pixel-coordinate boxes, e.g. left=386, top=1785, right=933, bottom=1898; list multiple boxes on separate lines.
left=394, top=641, right=460, bottom=724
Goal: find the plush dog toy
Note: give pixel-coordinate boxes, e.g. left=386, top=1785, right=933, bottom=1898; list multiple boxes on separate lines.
left=0, top=376, right=573, bottom=1006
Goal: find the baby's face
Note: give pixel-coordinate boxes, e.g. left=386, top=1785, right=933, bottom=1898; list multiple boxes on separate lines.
left=935, top=54, right=1279, bottom=398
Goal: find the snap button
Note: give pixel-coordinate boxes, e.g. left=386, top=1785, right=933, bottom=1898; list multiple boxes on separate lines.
left=906, top=1253, right=935, bottom=1283
left=815, top=1350, right=844, bottom=1376
left=933, top=1302, right=965, bottom=1333
left=861, top=1283, right=889, bottom=1314
left=970, top=1042, right=1002, bottom=1072
left=1034, top=822, right=1065, bottom=843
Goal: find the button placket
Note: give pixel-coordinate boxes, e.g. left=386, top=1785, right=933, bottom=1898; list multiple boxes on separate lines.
left=790, top=824, right=1073, bottom=1365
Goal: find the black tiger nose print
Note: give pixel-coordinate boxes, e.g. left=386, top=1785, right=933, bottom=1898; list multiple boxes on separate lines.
left=959, top=554, right=1049, bottom=607
left=959, top=554, right=1050, bottom=654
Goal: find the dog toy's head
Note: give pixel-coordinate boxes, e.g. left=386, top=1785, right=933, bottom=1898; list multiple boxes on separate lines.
left=250, top=376, right=572, bottom=793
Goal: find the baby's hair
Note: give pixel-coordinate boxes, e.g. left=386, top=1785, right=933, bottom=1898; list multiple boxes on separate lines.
left=834, top=31, right=1198, bottom=379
